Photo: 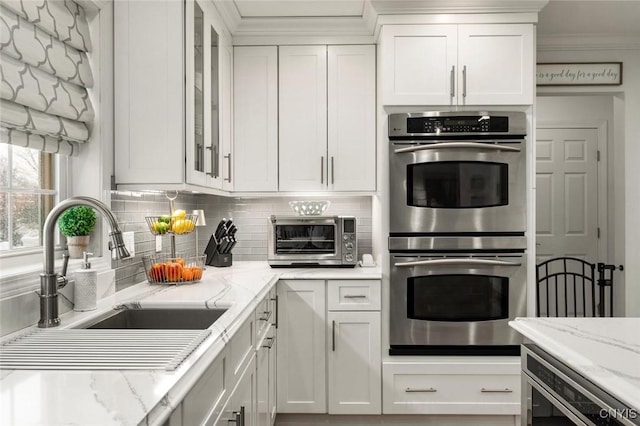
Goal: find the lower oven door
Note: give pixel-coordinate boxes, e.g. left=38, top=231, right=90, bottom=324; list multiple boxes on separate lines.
left=390, top=253, right=526, bottom=355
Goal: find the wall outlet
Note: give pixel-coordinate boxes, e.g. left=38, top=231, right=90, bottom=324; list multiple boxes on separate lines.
left=156, top=235, right=162, bottom=252
left=113, top=231, right=135, bottom=259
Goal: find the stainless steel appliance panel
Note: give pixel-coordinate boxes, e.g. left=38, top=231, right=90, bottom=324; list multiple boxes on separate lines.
left=267, top=215, right=357, bottom=267
left=521, top=344, right=639, bottom=426
left=390, top=252, right=526, bottom=352
left=389, top=139, right=526, bottom=234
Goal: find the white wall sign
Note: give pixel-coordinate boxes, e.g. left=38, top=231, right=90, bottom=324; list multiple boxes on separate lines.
left=537, top=63, right=622, bottom=86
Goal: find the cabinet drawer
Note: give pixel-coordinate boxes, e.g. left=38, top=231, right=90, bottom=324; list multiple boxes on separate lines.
left=383, top=362, right=520, bottom=415
left=327, top=280, right=380, bottom=311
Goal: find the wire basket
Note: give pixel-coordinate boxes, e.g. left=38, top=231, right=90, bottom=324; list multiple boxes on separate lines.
left=142, top=254, right=205, bottom=284
left=145, top=214, right=198, bottom=236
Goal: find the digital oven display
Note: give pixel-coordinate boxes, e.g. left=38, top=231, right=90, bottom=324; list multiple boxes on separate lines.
left=406, top=116, right=509, bottom=133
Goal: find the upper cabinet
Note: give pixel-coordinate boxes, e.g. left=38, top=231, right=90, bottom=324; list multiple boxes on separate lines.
left=233, top=44, right=376, bottom=193
left=114, top=0, right=231, bottom=191
left=381, top=24, right=533, bottom=106
left=233, top=46, right=279, bottom=192
left=279, top=45, right=376, bottom=192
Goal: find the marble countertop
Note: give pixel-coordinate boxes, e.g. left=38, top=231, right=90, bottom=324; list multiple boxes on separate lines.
left=0, top=262, right=381, bottom=426
left=510, top=317, right=640, bottom=410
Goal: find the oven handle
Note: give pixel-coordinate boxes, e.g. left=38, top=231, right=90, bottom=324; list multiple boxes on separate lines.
left=394, top=142, right=521, bottom=154
left=394, top=259, right=522, bottom=267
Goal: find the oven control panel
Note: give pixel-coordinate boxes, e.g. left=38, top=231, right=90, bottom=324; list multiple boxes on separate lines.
left=342, top=218, right=357, bottom=265
left=388, top=111, right=527, bottom=138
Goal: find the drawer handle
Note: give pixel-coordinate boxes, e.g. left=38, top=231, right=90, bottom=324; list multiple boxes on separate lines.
left=259, top=311, right=272, bottom=322
left=481, top=388, right=513, bottom=393
left=405, top=387, right=437, bottom=393
left=344, top=294, right=367, bottom=299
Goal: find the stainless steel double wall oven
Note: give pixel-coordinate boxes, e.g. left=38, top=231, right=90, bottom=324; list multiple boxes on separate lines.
left=388, top=111, right=528, bottom=355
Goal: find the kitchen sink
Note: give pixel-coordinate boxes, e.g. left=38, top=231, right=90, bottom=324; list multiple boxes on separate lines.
left=79, top=308, right=228, bottom=330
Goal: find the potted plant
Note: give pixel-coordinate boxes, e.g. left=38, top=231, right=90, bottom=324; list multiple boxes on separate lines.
left=58, top=206, right=97, bottom=258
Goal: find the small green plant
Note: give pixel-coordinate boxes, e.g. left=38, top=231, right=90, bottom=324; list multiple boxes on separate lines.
left=58, top=206, right=97, bottom=237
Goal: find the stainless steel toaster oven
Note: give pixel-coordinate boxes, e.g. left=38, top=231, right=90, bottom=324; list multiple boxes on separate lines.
left=267, top=215, right=357, bottom=267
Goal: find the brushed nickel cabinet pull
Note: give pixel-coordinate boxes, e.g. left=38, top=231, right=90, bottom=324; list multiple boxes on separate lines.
left=462, top=65, right=467, bottom=98
left=224, top=153, right=232, bottom=182
left=481, top=388, right=513, bottom=393
left=320, top=156, right=324, bottom=184
left=332, top=320, right=336, bottom=351
left=344, top=294, right=367, bottom=299
left=331, top=156, right=335, bottom=184
left=450, top=65, right=455, bottom=98
left=271, top=296, right=278, bottom=328
left=405, top=387, right=437, bottom=393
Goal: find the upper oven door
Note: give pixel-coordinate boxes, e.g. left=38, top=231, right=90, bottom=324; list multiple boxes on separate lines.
left=389, top=139, right=526, bottom=234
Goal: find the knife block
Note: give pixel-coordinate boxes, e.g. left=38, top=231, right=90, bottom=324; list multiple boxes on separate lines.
left=204, top=234, right=233, bottom=267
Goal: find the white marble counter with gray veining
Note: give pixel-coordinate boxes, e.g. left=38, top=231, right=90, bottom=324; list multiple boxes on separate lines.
left=509, top=317, right=640, bottom=410
left=0, top=262, right=381, bottom=426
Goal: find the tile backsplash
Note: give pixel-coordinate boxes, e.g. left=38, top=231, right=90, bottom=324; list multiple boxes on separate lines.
left=111, top=192, right=372, bottom=290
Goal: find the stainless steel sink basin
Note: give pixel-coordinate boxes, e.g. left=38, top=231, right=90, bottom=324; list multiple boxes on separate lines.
left=80, top=308, right=228, bottom=330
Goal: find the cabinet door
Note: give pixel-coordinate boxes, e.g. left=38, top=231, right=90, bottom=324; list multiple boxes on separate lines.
left=220, top=41, right=233, bottom=191
left=327, top=45, right=376, bottom=192
left=233, top=46, right=279, bottom=192
left=214, top=356, right=256, bottom=426
left=458, top=24, right=534, bottom=105
left=276, top=280, right=326, bottom=413
left=380, top=25, right=457, bottom=106
left=185, top=0, right=214, bottom=187
left=279, top=46, right=328, bottom=192
left=327, top=311, right=381, bottom=414
left=114, top=0, right=184, bottom=185
left=256, top=329, right=271, bottom=426
left=268, top=332, right=277, bottom=425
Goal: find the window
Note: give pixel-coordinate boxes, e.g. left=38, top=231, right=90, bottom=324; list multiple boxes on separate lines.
left=0, top=144, right=58, bottom=253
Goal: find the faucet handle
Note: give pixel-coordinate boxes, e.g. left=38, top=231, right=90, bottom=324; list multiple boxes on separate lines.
left=61, top=251, right=70, bottom=277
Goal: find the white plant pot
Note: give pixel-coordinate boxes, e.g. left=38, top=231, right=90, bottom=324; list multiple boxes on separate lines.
left=67, top=235, right=90, bottom=259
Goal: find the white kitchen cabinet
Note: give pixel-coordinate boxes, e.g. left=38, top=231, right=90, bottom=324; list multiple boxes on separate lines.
left=276, top=279, right=382, bottom=415
left=382, top=360, right=521, bottom=415
left=257, top=325, right=276, bottom=426
left=279, top=46, right=328, bottom=192
left=327, top=45, right=376, bottom=191
left=233, top=46, right=278, bottom=191
left=327, top=311, right=381, bottom=414
left=114, top=0, right=231, bottom=191
left=276, top=279, right=326, bottom=413
left=214, top=355, right=257, bottom=425
left=279, top=45, right=376, bottom=192
left=220, top=42, right=234, bottom=191
left=381, top=24, right=533, bottom=106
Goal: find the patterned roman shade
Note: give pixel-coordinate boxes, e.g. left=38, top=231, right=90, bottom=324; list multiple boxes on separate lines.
left=0, top=0, right=94, bottom=156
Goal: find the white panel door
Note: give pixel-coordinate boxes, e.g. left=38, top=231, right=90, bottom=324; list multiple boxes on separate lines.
left=328, top=311, right=381, bottom=414
left=276, top=280, right=326, bottom=413
left=233, top=46, right=278, bottom=191
left=458, top=24, right=534, bottom=105
left=114, top=0, right=184, bottom=185
left=220, top=40, right=233, bottom=191
left=256, top=332, right=269, bottom=426
left=279, top=46, right=328, bottom=191
left=536, top=128, right=599, bottom=263
left=327, top=45, right=376, bottom=192
left=380, top=25, right=457, bottom=106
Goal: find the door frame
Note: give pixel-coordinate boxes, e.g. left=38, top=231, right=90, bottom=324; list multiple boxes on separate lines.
left=535, top=120, right=609, bottom=264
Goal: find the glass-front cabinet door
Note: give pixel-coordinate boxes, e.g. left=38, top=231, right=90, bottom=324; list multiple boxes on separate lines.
left=186, top=0, right=221, bottom=188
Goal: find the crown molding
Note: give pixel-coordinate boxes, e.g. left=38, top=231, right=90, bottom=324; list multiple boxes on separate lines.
left=231, top=16, right=374, bottom=38
left=537, top=34, right=640, bottom=51
left=370, top=0, right=548, bottom=15
left=213, top=0, right=242, bottom=34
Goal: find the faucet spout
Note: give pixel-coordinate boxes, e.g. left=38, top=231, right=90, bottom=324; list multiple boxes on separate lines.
left=38, top=196, right=130, bottom=328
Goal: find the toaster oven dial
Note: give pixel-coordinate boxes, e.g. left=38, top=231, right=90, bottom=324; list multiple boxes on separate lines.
left=345, top=253, right=354, bottom=262
left=345, top=242, right=354, bottom=250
